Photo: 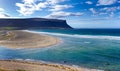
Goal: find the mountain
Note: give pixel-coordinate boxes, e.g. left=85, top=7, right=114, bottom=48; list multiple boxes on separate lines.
left=0, top=18, right=72, bottom=29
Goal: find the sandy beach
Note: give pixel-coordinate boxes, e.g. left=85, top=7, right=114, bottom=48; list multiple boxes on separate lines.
left=0, top=60, right=100, bottom=71
left=0, top=30, right=60, bottom=48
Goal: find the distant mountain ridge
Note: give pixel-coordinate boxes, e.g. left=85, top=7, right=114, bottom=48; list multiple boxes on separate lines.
left=0, top=18, right=72, bottom=29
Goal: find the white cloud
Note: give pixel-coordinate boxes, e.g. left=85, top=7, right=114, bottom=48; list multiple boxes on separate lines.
left=16, top=0, right=49, bottom=16
left=16, top=3, right=36, bottom=16
left=105, top=7, right=117, bottom=12
left=85, top=1, right=93, bottom=4
left=36, top=2, right=48, bottom=10
left=99, top=12, right=107, bottom=15
left=89, top=8, right=97, bottom=14
left=109, top=12, right=114, bottom=17
left=0, top=8, right=10, bottom=18
left=0, top=13, right=10, bottom=18
left=50, top=5, right=73, bottom=11
left=97, top=0, right=117, bottom=6
left=23, top=0, right=35, bottom=3
left=0, top=8, right=5, bottom=12
left=47, top=0, right=65, bottom=4
left=99, top=6, right=120, bottom=18
left=45, top=11, right=83, bottom=18
left=100, top=6, right=120, bottom=12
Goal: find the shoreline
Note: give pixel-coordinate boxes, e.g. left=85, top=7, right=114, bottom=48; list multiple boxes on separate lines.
left=0, top=30, right=102, bottom=71
left=0, top=60, right=101, bottom=71
left=0, top=30, right=60, bottom=49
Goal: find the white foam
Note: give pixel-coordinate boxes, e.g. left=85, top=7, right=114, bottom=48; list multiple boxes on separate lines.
left=25, top=30, right=120, bottom=40
left=84, top=42, right=91, bottom=44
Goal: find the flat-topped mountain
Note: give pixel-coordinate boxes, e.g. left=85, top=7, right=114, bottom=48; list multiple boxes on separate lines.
left=0, top=18, right=72, bottom=29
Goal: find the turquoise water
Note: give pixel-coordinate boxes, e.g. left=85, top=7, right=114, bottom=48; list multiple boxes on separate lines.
left=0, top=29, right=120, bottom=71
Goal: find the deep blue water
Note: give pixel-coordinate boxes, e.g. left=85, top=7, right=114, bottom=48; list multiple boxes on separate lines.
left=0, top=29, right=120, bottom=71
left=36, top=29, right=120, bottom=36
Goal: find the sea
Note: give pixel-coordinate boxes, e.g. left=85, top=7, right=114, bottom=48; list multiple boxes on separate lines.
left=0, top=29, right=120, bottom=71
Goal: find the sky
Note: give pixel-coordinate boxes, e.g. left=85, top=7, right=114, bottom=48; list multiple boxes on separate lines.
left=0, top=0, right=120, bottom=28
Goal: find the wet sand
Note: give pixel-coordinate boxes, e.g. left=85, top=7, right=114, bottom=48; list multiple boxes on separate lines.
left=0, top=30, right=60, bottom=48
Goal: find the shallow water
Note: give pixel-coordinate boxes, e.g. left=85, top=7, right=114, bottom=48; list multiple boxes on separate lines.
left=0, top=29, right=120, bottom=71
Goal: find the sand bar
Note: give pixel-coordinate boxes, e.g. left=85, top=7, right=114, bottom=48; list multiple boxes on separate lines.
left=0, top=60, right=100, bottom=71
left=0, top=30, right=60, bottom=48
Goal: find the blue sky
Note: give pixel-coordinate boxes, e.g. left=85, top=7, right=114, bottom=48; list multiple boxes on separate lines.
left=0, top=0, right=120, bottom=28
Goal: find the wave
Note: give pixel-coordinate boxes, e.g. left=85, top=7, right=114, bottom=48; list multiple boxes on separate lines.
left=25, top=30, right=120, bottom=40
left=14, top=58, right=82, bottom=67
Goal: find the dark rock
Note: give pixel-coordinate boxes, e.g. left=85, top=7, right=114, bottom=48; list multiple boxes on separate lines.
left=63, top=61, right=67, bottom=63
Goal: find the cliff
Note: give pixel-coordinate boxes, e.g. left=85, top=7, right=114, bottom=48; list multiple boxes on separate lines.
left=0, top=18, right=72, bottom=29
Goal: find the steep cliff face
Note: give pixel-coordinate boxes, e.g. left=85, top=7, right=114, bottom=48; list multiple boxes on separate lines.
left=0, top=18, right=72, bottom=29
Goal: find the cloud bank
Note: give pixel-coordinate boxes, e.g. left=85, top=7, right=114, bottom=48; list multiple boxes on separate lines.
left=46, top=11, right=83, bottom=18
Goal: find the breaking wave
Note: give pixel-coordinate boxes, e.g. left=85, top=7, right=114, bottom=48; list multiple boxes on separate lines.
left=25, top=30, right=120, bottom=40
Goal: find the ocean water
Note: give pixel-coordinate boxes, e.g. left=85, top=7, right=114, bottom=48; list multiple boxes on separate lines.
left=0, top=29, right=120, bottom=71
